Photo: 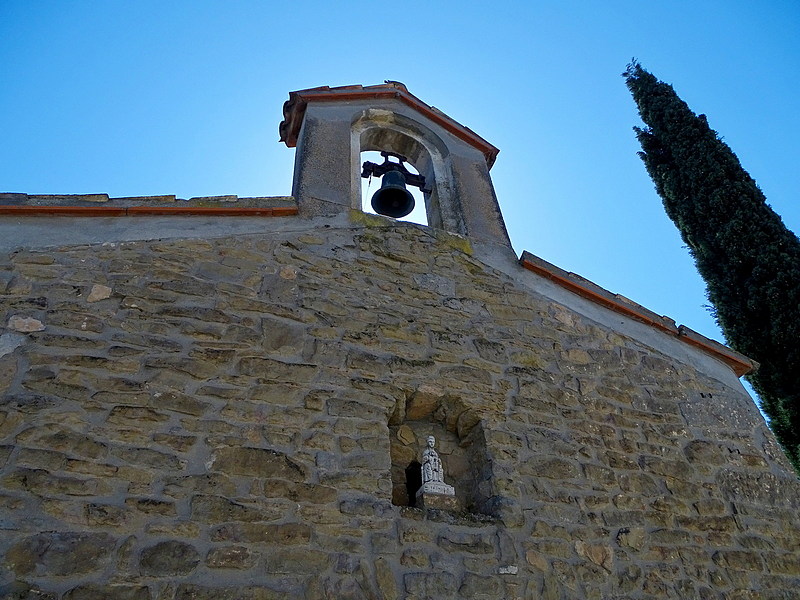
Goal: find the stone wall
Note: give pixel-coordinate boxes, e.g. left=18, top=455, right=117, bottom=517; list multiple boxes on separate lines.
left=1, top=218, right=798, bottom=599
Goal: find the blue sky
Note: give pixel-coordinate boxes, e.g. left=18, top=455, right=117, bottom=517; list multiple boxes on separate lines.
left=2, top=1, right=799, bottom=359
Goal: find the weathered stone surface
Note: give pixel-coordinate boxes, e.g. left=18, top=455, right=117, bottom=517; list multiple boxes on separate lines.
left=113, top=447, right=183, bottom=470
left=374, top=556, right=398, bottom=599
left=264, top=548, right=329, bottom=573
left=0, top=581, right=57, bottom=600
left=174, top=585, right=286, bottom=600
left=16, top=425, right=108, bottom=458
left=126, top=497, right=176, bottom=515
left=139, top=540, right=200, bottom=576
left=3, top=468, right=100, bottom=496
left=262, top=479, right=337, bottom=503
left=191, top=494, right=274, bottom=523
left=405, top=385, right=445, bottom=420
left=712, top=550, right=764, bottom=572
left=717, top=469, right=800, bottom=508
left=7, top=315, right=45, bottom=332
left=527, top=456, right=578, bottom=479
left=616, top=527, right=646, bottom=550
left=86, top=503, right=129, bottom=527
left=459, top=572, right=502, bottom=598
left=206, top=545, right=256, bottom=569
left=86, top=284, right=112, bottom=303
left=5, top=532, right=115, bottom=576
left=0, top=224, right=798, bottom=599
left=575, top=540, right=613, bottom=572
left=163, top=473, right=237, bottom=497
left=404, top=572, right=458, bottom=597
left=210, top=522, right=311, bottom=544
left=211, top=447, right=305, bottom=480
left=0, top=332, right=25, bottom=359
left=63, top=584, right=150, bottom=600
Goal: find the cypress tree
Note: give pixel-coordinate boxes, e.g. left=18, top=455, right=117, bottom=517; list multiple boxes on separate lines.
left=624, top=61, right=800, bottom=473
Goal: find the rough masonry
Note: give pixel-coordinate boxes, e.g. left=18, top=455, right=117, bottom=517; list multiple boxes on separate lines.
left=1, top=211, right=798, bottom=599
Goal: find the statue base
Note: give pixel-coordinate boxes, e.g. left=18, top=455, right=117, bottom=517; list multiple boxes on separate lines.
left=416, top=481, right=458, bottom=511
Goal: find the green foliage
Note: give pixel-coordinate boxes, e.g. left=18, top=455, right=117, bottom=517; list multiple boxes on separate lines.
left=624, top=61, right=800, bottom=474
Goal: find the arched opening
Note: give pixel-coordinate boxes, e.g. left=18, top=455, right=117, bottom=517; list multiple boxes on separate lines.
left=354, top=111, right=460, bottom=235
left=360, top=150, right=428, bottom=225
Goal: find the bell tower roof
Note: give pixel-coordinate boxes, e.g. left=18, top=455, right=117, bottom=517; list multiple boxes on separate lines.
left=277, top=81, right=511, bottom=249
left=279, top=82, right=499, bottom=168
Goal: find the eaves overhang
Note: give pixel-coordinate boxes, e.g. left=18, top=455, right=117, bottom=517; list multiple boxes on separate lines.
left=278, top=82, right=500, bottom=169
left=520, top=251, right=758, bottom=378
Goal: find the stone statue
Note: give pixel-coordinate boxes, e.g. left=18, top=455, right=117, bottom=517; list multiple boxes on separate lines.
left=418, top=435, right=455, bottom=500
left=421, top=435, right=444, bottom=483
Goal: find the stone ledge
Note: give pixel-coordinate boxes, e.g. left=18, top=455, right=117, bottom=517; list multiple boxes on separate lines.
left=0, top=194, right=298, bottom=217
left=520, top=250, right=757, bottom=377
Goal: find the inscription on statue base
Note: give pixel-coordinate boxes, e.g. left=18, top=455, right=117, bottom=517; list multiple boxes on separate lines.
left=419, top=481, right=454, bottom=496
left=416, top=490, right=460, bottom=511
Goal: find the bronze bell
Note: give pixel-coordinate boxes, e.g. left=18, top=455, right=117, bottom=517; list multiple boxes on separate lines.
left=371, top=170, right=415, bottom=218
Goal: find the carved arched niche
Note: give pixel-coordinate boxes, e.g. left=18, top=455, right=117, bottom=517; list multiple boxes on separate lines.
left=353, top=110, right=464, bottom=236
left=388, top=386, right=493, bottom=514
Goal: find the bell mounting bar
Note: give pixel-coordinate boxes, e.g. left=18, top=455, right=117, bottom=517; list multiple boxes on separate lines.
left=361, top=151, right=429, bottom=192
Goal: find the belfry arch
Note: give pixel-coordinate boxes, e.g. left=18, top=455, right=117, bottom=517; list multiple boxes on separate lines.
left=354, top=112, right=460, bottom=232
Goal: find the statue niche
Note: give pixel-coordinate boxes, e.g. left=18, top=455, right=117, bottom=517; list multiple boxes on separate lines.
left=388, top=390, right=493, bottom=515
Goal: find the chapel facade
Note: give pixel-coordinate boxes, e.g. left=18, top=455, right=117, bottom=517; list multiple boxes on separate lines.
left=0, top=83, right=798, bottom=599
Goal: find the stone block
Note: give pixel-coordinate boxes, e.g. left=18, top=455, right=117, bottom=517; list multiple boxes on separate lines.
left=139, top=540, right=200, bottom=576
left=206, top=545, right=256, bottom=569
left=174, top=585, right=287, bottom=600
left=459, top=572, right=502, bottom=598
left=149, top=391, right=211, bottom=416
left=404, top=572, right=458, bottom=597
left=438, top=531, right=493, bottom=555
left=2, top=467, right=101, bottom=496
left=237, top=356, right=317, bottom=382
left=211, top=447, right=305, bottom=480
left=125, top=497, right=176, bottom=515
left=152, top=432, right=196, bottom=452
left=575, top=540, right=614, bottom=573
left=527, top=456, right=578, bottom=480
left=191, top=495, right=274, bottom=523
left=63, top=584, right=150, bottom=600
left=712, top=550, right=764, bottom=572
left=210, top=522, right=311, bottom=544
left=5, top=532, right=116, bottom=576
left=0, top=581, right=57, bottom=600
left=263, top=479, right=337, bottom=503
left=762, top=552, right=800, bottom=575
left=107, top=405, right=169, bottom=425
left=7, top=315, right=45, bottom=332
left=86, top=284, right=112, bottom=303
left=86, top=503, right=130, bottom=527
left=264, top=548, right=329, bottom=574
left=113, top=447, right=184, bottom=470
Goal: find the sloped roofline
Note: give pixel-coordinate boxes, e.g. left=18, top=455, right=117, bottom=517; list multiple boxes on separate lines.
left=520, top=251, right=758, bottom=377
left=278, top=82, right=500, bottom=169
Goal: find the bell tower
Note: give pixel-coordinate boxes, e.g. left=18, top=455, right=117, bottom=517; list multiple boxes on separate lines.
left=279, top=82, right=512, bottom=249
